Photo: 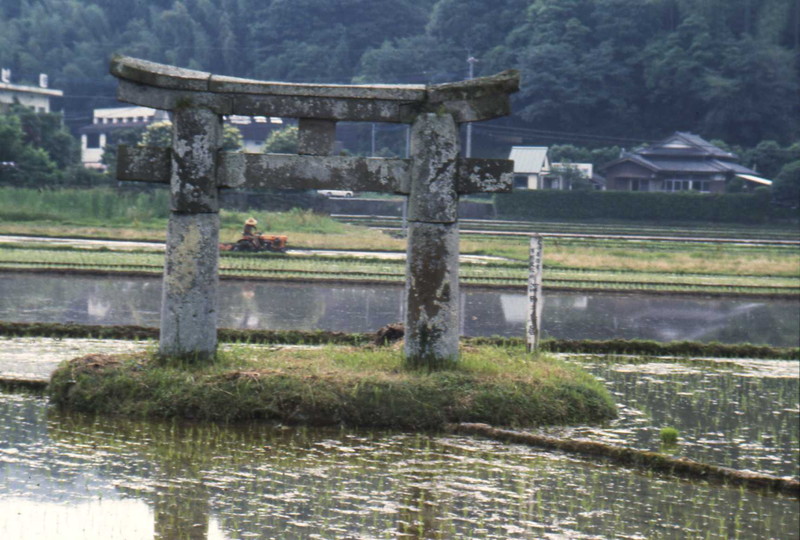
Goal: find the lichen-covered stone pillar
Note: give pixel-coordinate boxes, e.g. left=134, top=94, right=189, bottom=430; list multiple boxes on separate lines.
left=404, top=113, right=460, bottom=368
left=160, top=105, right=221, bottom=359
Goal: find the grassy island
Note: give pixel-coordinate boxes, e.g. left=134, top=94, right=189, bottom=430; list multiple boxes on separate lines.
left=48, top=345, right=616, bottom=430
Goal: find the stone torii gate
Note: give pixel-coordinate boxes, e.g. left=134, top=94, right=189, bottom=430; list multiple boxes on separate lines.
left=111, top=55, right=518, bottom=367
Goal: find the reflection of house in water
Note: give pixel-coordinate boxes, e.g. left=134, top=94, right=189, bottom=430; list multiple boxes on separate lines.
left=88, top=296, right=112, bottom=321
left=499, top=294, right=588, bottom=322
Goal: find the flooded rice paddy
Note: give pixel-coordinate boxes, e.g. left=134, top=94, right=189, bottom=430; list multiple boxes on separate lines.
left=546, top=357, right=799, bottom=479
left=2, top=272, right=798, bottom=346
left=1, top=352, right=798, bottom=539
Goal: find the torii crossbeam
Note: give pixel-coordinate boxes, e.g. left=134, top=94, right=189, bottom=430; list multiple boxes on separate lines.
left=111, top=55, right=518, bottom=367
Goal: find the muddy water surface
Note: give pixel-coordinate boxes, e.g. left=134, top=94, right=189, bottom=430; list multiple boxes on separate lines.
left=1, top=391, right=798, bottom=540
left=1, top=349, right=798, bottom=539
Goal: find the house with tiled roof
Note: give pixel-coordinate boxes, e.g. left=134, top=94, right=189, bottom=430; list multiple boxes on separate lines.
left=599, top=132, right=772, bottom=193
left=509, top=146, right=551, bottom=189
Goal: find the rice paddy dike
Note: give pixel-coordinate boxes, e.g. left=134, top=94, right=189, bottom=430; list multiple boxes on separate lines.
left=1, top=185, right=798, bottom=296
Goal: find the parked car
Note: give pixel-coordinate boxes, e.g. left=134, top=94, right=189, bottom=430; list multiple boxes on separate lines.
left=317, top=190, right=354, bottom=198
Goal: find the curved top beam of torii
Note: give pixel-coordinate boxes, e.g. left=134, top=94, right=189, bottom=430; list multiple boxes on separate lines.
left=110, top=55, right=519, bottom=124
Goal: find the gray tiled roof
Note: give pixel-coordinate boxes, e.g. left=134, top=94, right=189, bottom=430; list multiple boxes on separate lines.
left=600, top=132, right=759, bottom=177
left=640, top=132, right=736, bottom=159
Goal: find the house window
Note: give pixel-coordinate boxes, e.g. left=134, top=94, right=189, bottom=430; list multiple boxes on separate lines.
left=630, top=179, right=649, bottom=191
left=86, top=133, right=101, bottom=149
left=513, top=174, right=529, bottom=189
left=665, top=179, right=688, bottom=191
left=664, top=179, right=709, bottom=193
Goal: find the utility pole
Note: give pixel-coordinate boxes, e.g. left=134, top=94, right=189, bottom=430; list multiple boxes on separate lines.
left=465, top=56, right=478, bottom=158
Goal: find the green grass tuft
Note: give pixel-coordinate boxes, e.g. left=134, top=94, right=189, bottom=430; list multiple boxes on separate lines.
left=660, top=426, right=679, bottom=445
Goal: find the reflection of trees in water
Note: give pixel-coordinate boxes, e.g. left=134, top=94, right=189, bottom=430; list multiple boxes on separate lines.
left=396, top=482, right=449, bottom=539
left=463, top=291, right=511, bottom=337
left=220, top=281, right=327, bottom=330
left=2, top=273, right=798, bottom=345
left=702, top=302, right=800, bottom=347
left=219, top=281, right=403, bottom=333
left=0, top=274, right=162, bottom=326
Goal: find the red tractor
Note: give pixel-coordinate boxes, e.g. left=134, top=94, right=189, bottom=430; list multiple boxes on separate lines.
left=220, top=234, right=288, bottom=253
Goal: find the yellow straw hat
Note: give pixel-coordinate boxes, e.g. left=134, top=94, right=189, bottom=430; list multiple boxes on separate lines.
left=245, top=217, right=257, bottom=226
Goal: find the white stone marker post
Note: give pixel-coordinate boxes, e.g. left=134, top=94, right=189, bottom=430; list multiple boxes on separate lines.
left=526, top=235, right=544, bottom=352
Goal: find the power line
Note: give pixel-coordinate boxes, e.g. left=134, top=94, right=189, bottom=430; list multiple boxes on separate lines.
left=473, top=124, right=652, bottom=146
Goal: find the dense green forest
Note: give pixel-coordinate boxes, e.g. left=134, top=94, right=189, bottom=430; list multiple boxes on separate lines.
left=1, top=0, right=799, bottom=204
left=1, top=0, right=797, bottom=148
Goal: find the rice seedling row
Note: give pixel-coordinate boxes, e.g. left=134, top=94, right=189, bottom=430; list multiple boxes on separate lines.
left=2, top=246, right=797, bottom=295
left=465, top=234, right=797, bottom=254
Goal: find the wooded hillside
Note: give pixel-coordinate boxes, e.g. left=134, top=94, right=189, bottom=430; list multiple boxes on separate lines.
left=0, top=0, right=798, bottom=148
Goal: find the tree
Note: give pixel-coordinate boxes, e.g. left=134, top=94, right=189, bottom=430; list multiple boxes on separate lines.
left=140, top=121, right=172, bottom=148
left=221, top=125, right=243, bottom=152
left=749, top=141, right=791, bottom=179
left=550, top=163, right=593, bottom=190
left=700, top=37, right=799, bottom=145
left=773, top=161, right=800, bottom=207
left=0, top=113, right=58, bottom=186
left=9, top=104, right=78, bottom=169
left=641, top=15, right=719, bottom=134
left=101, top=127, right=146, bottom=174
left=139, top=121, right=243, bottom=151
left=262, top=126, right=298, bottom=154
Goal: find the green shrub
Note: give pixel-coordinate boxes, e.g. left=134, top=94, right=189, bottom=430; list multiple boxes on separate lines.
left=494, top=190, right=775, bottom=224
left=0, top=187, right=170, bottom=224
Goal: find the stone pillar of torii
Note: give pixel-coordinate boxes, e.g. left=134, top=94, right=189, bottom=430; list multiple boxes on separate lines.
left=111, top=55, right=519, bottom=367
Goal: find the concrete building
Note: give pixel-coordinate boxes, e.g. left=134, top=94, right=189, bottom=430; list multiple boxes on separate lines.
left=79, top=106, right=167, bottom=170
left=80, top=107, right=285, bottom=170
left=0, top=70, right=62, bottom=113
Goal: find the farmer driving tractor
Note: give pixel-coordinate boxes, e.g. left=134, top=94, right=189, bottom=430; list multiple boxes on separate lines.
left=220, top=216, right=287, bottom=252
left=243, top=217, right=261, bottom=248
left=243, top=217, right=259, bottom=237
left=219, top=217, right=287, bottom=253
